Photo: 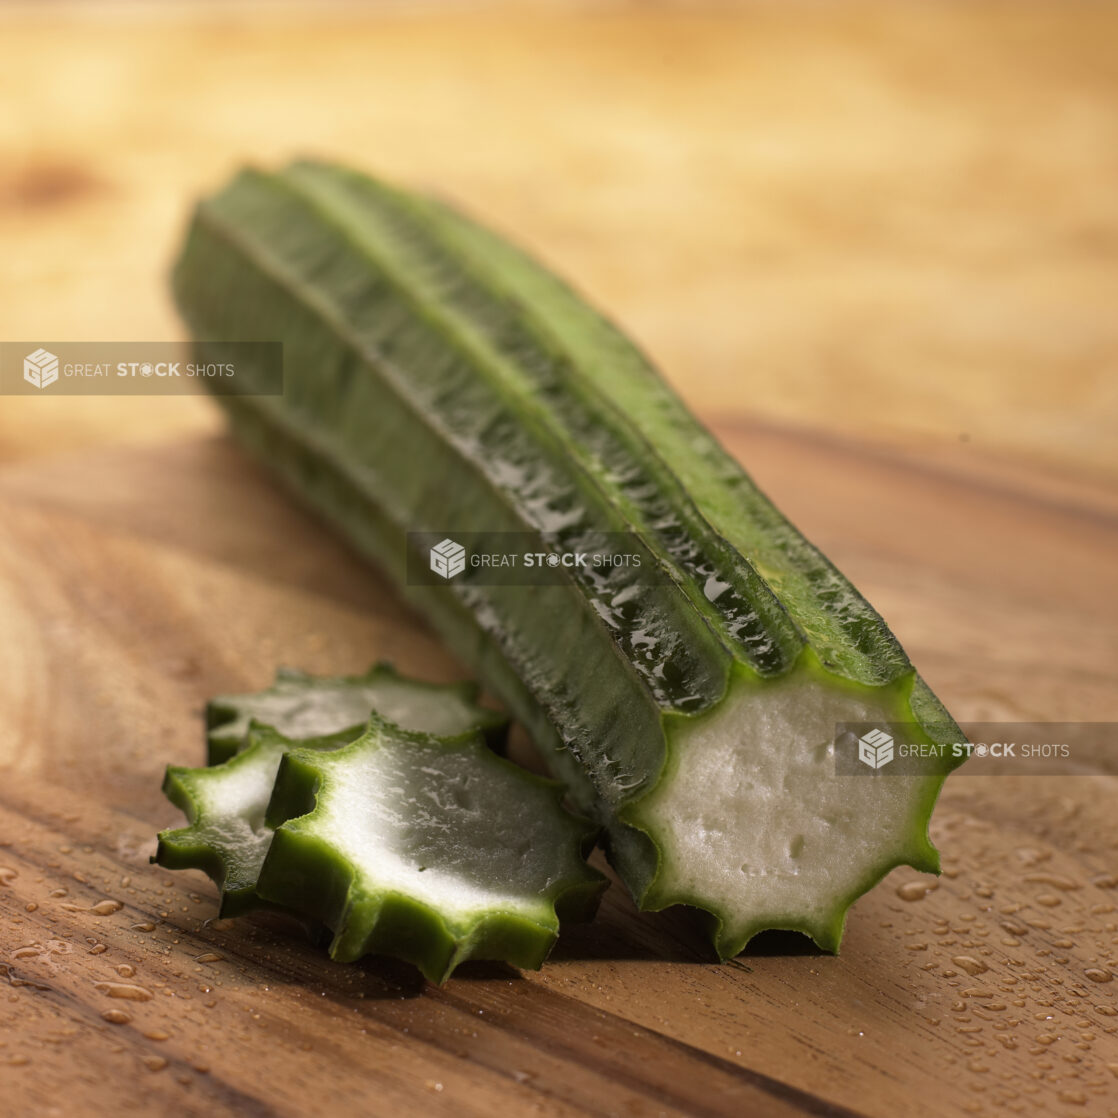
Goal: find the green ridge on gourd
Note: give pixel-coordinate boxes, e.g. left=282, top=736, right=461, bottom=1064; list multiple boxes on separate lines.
left=171, top=160, right=964, bottom=958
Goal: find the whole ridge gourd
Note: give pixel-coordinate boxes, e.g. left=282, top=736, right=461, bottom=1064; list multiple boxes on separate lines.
left=171, top=160, right=964, bottom=958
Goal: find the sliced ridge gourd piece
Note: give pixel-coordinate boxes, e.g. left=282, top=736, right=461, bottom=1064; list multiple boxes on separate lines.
left=171, top=162, right=965, bottom=957
left=159, top=666, right=510, bottom=915
left=257, top=714, right=607, bottom=985
left=156, top=722, right=342, bottom=917
left=206, top=661, right=509, bottom=764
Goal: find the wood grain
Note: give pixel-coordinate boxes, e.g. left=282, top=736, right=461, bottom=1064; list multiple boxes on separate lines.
left=1, top=426, right=1116, bottom=1116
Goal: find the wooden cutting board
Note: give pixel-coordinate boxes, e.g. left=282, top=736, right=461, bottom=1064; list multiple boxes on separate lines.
left=1, top=421, right=1115, bottom=1117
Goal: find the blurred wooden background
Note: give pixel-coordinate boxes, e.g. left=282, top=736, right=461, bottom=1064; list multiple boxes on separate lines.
left=0, top=0, right=1115, bottom=480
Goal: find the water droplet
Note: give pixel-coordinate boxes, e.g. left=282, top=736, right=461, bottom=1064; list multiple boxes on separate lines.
left=1024, top=873, right=1079, bottom=891
left=101, top=1009, right=131, bottom=1025
left=195, top=953, right=223, bottom=964
left=953, top=956, right=989, bottom=976
left=94, top=982, right=154, bottom=1001
left=0, top=867, right=17, bottom=886
left=143, top=1056, right=168, bottom=1072
left=130, top=922, right=155, bottom=933
left=1035, top=894, right=1062, bottom=908
left=897, top=880, right=938, bottom=902
left=116, top=964, right=135, bottom=978
left=143, top=1030, right=170, bottom=1042
left=1085, top=968, right=1112, bottom=983
left=89, top=900, right=123, bottom=916
left=89, top=944, right=107, bottom=955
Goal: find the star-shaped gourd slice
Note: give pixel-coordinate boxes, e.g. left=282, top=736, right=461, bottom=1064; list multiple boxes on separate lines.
left=206, top=663, right=508, bottom=764
left=156, top=723, right=340, bottom=916
left=256, top=714, right=607, bottom=984
left=156, top=665, right=509, bottom=916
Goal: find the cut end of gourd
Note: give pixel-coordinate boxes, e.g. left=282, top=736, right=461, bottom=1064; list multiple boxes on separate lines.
left=630, top=662, right=945, bottom=959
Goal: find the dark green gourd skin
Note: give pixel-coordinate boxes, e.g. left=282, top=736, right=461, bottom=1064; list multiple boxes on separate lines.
left=172, top=163, right=962, bottom=956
